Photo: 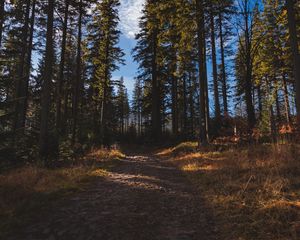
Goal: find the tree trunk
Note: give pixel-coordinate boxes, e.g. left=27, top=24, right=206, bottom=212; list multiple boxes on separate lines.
left=183, top=75, right=188, bottom=133
left=282, top=73, right=291, bottom=124
left=196, top=0, right=208, bottom=146
left=210, top=10, right=221, bottom=123
left=72, top=0, right=83, bottom=144
left=0, top=0, right=4, bottom=48
left=189, top=72, right=196, bottom=135
left=244, top=0, right=256, bottom=132
left=151, top=29, right=161, bottom=139
left=39, top=0, right=55, bottom=157
left=56, top=0, right=69, bottom=133
left=203, top=30, right=210, bottom=134
left=101, top=31, right=111, bottom=146
left=257, top=85, right=263, bottom=120
left=275, top=88, right=281, bottom=121
left=14, top=0, right=31, bottom=133
left=219, top=12, right=228, bottom=116
left=171, top=53, right=178, bottom=136
left=21, top=0, right=36, bottom=129
left=286, top=0, right=300, bottom=125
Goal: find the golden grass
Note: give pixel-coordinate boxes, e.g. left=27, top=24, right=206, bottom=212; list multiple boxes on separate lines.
left=0, top=147, right=124, bottom=237
left=85, top=147, right=125, bottom=162
left=159, top=143, right=300, bottom=240
left=157, top=141, right=198, bottom=156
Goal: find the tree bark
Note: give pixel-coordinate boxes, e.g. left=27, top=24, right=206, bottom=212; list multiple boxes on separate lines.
left=219, top=12, right=228, bottom=116
left=151, top=28, right=161, bottom=139
left=243, top=0, right=256, bottom=132
left=0, top=0, right=4, bottom=48
left=196, top=0, right=209, bottom=146
left=210, top=10, right=221, bottom=123
left=171, top=50, right=178, bottom=136
left=39, top=0, right=55, bottom=157
left=203, top=30, right=210, bottom=133
left=286, top=0, right=300, bottom=125
left=56, top=0, right=69, bottom=133
left=72, top=0, right=83, bottom=143
left=14, top=0, right=31, bottom=133
left=183, top=75, right=188, bottom=133
left=282, top=73, right=291, bottom=124
left=257, top=85, right=263, bottom=120
left=21, top=0, right=36, bottom=129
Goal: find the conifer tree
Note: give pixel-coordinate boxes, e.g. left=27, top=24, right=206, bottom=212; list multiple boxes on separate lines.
left=0, top=0, right=4, bottom=47
left=90, top=0, right=124, bottom=145
left=286, top=0, right=300, bottom=125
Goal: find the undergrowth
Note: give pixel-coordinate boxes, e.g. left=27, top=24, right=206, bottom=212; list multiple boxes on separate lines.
left=158, top=142, right=300, bottom=240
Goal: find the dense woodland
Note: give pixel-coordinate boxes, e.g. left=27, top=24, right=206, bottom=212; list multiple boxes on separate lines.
left=0, top=0, right=300, bottom=161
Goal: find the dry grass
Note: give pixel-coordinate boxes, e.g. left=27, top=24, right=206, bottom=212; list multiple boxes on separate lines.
left=0, top=147, right=124, bottom=237
left=85, top=147, right=125, bottom=162
left=158, top=143, right=300, bottom=240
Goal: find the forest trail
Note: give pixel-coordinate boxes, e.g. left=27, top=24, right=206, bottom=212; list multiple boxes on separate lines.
left=7, top=152, right=217, bottom=240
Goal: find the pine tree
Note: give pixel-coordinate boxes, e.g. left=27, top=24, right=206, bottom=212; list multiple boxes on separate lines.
left=133, top=0, right=162, bottom=140
left=210, top=1, right=221, bottom=124
left=132, top=78, right=143, bottom=136
left=0, top=0, right=5, bottom=47
left=56, top=0, right=70, bottom=133
left=196, top=0, right=209, bottom=145
left=286, top=0, right=300, bottom=125
left=235, top=0, right=258, bottom=133
left=90, top=0, right=124, bottom=145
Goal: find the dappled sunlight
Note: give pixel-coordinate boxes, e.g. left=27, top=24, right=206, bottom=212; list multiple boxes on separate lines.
left=105, top=172, right=166, bottom=191
left=159, top=142, right=300, bottom=240
left=85, top=148, right=125, bottom=162
left=157, top=142, right=198, bottom=157
left=90, top=169, right=109, bottom=177
left=182, top=163, right=218, bottom=172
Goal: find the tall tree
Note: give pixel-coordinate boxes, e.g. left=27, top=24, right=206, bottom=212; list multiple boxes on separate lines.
left=0, top=0, right=4, bottom=47
left=236, top=0, right=257, bottom=133
left=196, top=0, right=209, bottom=145
left=133, top=0, right=162, bottom=140
left=72, top=0, right=83, bottom=143
left=210, top=2, right=221, bottom=123
left=56, top=0, right=70, bottom=133
left=39, top=0, right=55, bottom=157
left=286, top=0, right=300, bottom=125
left=22, top=0, right=36, bottom=129
left=91, top=0, right=124, bottom=145
left=13, top=0, right=31, bottom=133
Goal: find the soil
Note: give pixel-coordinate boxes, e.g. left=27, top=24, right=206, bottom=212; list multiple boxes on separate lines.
left=6, top=152, right=217, bottom=240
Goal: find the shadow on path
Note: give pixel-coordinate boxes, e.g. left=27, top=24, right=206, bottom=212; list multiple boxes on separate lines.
left=7, top=153, right=217, bottom=240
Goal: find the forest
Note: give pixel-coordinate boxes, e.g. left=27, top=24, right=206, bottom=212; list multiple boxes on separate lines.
left=0, top=0, right=300, bottom=239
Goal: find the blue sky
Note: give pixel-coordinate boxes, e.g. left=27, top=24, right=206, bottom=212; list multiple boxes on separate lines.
left=113, top=0, right=145, bottom=96
left=113, top=35, right=138, bottom=97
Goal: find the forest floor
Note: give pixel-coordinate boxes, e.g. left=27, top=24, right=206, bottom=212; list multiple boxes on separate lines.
left=1, top=143, right=299, bottom=240
left=1, top=146, right=217, bottom=240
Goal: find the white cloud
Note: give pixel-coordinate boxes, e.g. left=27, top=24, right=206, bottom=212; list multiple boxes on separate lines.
left=119, top=0, right=145, bottom=39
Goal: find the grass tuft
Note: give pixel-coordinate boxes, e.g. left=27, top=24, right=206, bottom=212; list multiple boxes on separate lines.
left=159, top=142, right=300, bottom=240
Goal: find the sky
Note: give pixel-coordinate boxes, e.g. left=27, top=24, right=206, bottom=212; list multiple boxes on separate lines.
left=113, top=0, right=145, bottom=96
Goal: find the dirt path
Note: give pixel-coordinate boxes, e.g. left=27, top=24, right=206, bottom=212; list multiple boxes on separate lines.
left=7, top=153, right=217, bottom=240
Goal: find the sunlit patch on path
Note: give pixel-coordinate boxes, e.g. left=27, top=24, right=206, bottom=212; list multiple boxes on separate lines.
left=6, top=154, right=216, bottom=240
